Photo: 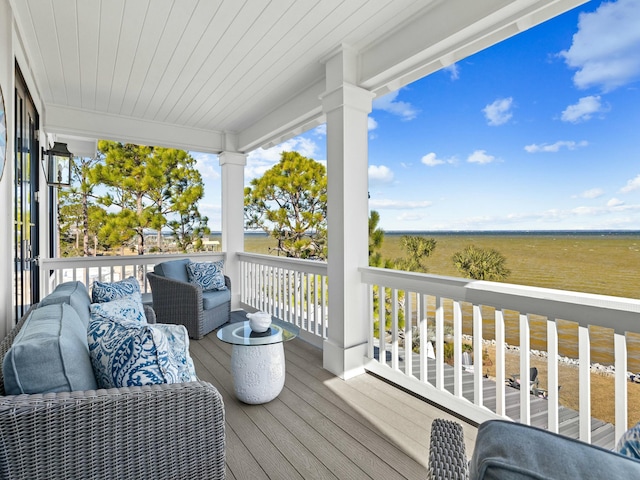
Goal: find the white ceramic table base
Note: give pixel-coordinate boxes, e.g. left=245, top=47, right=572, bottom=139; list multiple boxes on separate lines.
left=230, top=342, right=285, bottom=404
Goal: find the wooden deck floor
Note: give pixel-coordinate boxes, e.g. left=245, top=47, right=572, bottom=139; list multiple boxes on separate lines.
left=190, top=329, right=478, bottom=479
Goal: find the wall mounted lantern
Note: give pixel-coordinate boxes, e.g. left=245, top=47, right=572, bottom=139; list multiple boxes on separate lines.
left=43, top=142, right=73, bottom=187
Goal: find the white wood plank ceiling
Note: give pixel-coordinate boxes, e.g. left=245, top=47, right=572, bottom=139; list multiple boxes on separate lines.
left=9, top=0, right=586, bottom=154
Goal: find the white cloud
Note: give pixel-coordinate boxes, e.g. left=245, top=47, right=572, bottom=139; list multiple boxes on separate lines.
left=607, top=198, right=624, bottom=207
left=373, top=90, right=419, bottom=121
left=312, top=124, right=326, bottom=136
left=369, top=199, right=432, bottom=209
left=443, top=63, right=460, bottom=80
left=561, top=95, right=607, bottom=123
left=578, top=188, right=604, bottom=199
left=368, top=117, right=378, bottom=131
left=620, top=174, right=640, bottom=193
left=524, top=140, right=589, bottom=153
left=191, top=152, right=220, bottom=180
left=467, top=150, right=496, bottom=164
left=368, top=165, right=394, bottom=183
left=245, top=137, right=320, bottom=180
left=483, top=97, right=513, bottom=126
left=421, top=152, right=456, bottom=167
left=560, top=0, right=640, bottom=92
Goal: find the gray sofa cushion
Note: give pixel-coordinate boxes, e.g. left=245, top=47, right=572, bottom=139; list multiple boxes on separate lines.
left=38, top=280, right=92, bottom=327
left=469, top=420, right=640, bottom=479
left=202, top=288, right=231, bottom=310
left=3, top=303, right=98, bottom=394
left=154, top=258, right=190, bottom=283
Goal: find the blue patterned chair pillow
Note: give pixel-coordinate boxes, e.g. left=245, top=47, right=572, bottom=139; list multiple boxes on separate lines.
left=87, top=317, right=182, bottom=388
left=90, top=292, right=146, bottom=323
left=152, top=323, right=198, bottom=382
left=186, top=260, right=227, bottom=291
left=92, top=276, right=141, bottom=303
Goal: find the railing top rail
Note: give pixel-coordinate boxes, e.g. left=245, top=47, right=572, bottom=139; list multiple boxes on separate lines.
left=360, top=266, right=640, bottom=334
left=237, top=252, right=327, bottom=275
left=40, top=252, right=226, bottom=269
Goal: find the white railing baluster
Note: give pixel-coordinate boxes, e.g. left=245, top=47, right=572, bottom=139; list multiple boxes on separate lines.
left=435, top=295, right=444, bottom=390
left=453, top=300, right=463, bottom=398
left=579, top=326, right=591, bottom=443
left=405, top=291, right=413, bottom=378
left=615, top=333, right=628, bottom=443
left=368, top=284, right=374, bottom=359
left=495, top=309, right=506, bottom=417
left=391, top=288, right=399, bottom=371
left=379, top=285, right=386, bottom=366
left=419, top=294, right=427, bottom=383
left=547, top=318, right=559, bottom=433
left=472, top=305, right=483, bottom=405
left=519, top=313, right=531, bottom=425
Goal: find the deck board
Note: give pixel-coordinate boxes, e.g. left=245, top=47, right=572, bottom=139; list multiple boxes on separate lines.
left=190, top=323, right=478, bottom=479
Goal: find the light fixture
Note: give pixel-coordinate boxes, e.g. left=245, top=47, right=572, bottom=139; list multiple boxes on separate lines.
left=43, top=142, right=73, bottom=187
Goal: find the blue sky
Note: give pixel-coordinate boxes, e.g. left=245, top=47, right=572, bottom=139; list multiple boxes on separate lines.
left=193, top=0, right=640, bottom=232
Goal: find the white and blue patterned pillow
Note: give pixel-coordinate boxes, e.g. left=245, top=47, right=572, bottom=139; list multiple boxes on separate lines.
left=92, top=276, right=141, bottom=303
left=186, top=260, right=227, bottom=291
left=152, top=323, right=198, bottom=382
left=617, top=421, right=640, bottom=460
left=87, top=317, right=182, bottom=388
left=90, top=292, right=147, bottom=324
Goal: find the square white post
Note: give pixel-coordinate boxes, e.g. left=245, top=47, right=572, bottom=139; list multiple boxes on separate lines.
left=321, top=47, right=374, bottom=379
left=219, top=150, right=247, bottom=311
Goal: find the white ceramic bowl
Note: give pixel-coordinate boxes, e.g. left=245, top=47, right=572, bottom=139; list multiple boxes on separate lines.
left=247, top=311, right=272, bottom=333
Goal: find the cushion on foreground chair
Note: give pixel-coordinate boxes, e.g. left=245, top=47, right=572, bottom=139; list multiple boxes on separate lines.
left=429, top=418, right=640, bottom=480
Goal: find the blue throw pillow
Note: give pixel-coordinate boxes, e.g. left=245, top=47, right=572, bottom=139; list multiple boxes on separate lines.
left=87, top=317, right=182, bottom=388
left=90, top=293, right=146, bottom=324
left=617, top=422, right=640, bottom=460
left=92, top=277, right=141, bottom=303
left=152, top=323, right=198, bottom=382
left=186, top=260, right=227, bottom=291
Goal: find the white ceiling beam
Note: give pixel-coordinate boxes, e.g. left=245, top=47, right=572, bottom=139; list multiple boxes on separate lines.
left=237, top=79, right=326, bottom=153
left=44, top=104, right=224, bottom=154
left=359, top=0, right=588, bottom=95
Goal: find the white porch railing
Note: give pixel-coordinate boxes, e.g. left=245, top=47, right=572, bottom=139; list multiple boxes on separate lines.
left=39, top=252, right=225, bottom=297
left=237, top=253, right=328, bottom=348
left=360, top=266, right=640, bottom=447
left=39, top=252, right=640, bottom=448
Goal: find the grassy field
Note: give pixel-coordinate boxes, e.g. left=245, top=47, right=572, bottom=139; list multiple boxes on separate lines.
left=244, top=231, right=640, bottom=299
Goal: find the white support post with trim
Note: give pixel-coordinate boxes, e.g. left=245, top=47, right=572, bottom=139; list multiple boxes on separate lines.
left=219, top=147, right=247, bottom=311
left=321, top=46, right=374, bottom=379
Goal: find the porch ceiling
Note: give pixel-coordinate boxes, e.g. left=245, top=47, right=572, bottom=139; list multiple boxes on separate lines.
left=11, top=0, right=585, bottom=154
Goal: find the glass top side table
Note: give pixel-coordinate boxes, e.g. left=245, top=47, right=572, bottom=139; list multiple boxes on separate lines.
left=217, top=320, right=297, bottom=404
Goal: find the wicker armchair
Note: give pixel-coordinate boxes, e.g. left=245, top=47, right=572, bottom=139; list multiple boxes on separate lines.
left=0, top=308, right=226, bottom=480
left=147, top=272, right=231, bottom=339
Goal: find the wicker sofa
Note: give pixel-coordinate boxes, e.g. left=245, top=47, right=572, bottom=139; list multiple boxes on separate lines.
left=0, top=281, right=226, bottom=480
left=428, top=418, right=640, bottom=479
left=147, top=258, right=231, bottom=339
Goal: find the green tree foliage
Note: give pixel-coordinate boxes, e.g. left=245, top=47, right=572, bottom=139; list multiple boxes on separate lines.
left=152, top=148, right=209, bottom=253
left=244, top=151, right=327, bottom=259
left=395, top=235, right=437, bottom=273
left=452, top=244, right=510, bottom=281
left=57, top=157, right=103, bottom=256
left=90, top=141, right=208, bottom=254
left=368, top=210, right=386, bottom=267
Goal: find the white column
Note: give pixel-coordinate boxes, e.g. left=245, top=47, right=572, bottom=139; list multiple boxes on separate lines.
left=219, top=150, right=247, bottom=311
left=321, top=48, right=374, bottom=379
